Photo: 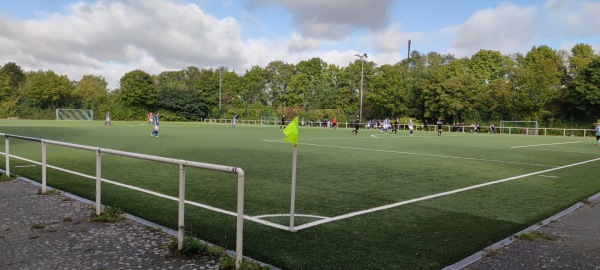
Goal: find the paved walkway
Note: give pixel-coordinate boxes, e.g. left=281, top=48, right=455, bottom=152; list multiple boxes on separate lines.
left=2, top=177, right=599, bottom=270
left=448, top=193, right=600, bottom=270
left=0, top=178, right=219, bottom=270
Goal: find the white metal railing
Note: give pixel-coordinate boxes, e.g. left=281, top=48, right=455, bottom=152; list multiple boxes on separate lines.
left=201, top=119, right=597, bottom=137
left=2, top=133, right=245, bottom=269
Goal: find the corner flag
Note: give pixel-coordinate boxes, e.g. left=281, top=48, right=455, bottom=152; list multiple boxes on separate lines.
left=282, top=116, right=299, bottom=146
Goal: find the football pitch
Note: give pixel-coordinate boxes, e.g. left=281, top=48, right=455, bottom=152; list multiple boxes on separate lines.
left=2, top=120, right=600, bottom=269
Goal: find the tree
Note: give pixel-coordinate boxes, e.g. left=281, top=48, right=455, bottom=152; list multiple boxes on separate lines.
left=368, top=64, right=408, bottom=118
left=514, top=46, right=562, bottom=120
left=1, top=62, right=26, bottom=94
left=469, top=50, right=504, bottom=84
left=567, top=57, right=600, bottom=119
left=73, top=75, right=109, bottom=110
left=21, top=70, right=72, bottom=109
left=119, top=70, right=157, bottom=109
left=240, top=66, right=267, bottom=105
left=157, top=70, right=208, bottom=120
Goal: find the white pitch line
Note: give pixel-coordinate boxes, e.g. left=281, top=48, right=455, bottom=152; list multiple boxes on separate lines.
left=263, top=140, right=556, bottom=168
left=538, top=175, right=558, bottom=178
left=14, top=164, right=37, bottom=168
left=253, top=213, right=329, bottom=219
left=294, top=157, right=600, bottom=231
left=511, top=141, right=581, bottom=148
left=516, top=148, right=600, bottom=155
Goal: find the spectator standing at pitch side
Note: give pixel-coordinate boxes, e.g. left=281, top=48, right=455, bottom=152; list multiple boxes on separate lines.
left=151, top=113, right=160, bottom=137
left=104, top=111, right=111, bottom=126
left=437, top=118, right=443, bottom=136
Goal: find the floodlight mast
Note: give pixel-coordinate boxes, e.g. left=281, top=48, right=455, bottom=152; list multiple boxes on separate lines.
left=355, top=53, right=367, bottom=123
left=218, top=67, right=224, bottom=110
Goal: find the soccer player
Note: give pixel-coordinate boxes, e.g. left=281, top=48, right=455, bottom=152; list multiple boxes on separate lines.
left=148, top=112, right=153, bottom=125
left=352, top=118, right=360, bottom=135
left=104, top=111, right=111, bottom=126
left=232, top=114, right=238, bottom=128
left=408, top=117, right=414, bottom=136
left=331, top=117, right=337, bottom=129
left=151, top=113, right=160, bottom=137
left=393, top=119, right=399, bottom=134
left=280, top=115, right=285, bottom=130
left=595, top=123, right=600, bottom=146
left=490, top=123, right=496, bottom=134
left=437, top=118, right=443, bottom=136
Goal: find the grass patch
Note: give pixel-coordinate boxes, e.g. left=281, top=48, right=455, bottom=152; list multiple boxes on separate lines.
left=0, top=173, right=14, bottom=182
left=2, top=120, right=600, bottom=269
left=90, top=205, right=125, bottom=222
left=146, top=226, right=163, bottom=233
left=165, top=236, right=269, bottom=270
left=37, top=187, right=60, bottom=195
left=30, top=224, right=45, bottom=230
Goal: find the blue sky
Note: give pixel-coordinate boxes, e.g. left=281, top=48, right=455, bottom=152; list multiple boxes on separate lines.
left=1, top=0, right=599, bottom=89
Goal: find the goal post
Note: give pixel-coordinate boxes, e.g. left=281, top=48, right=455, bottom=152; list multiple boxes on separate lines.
left=499, top=121, right=539, bottom=135
left=56, top=109, right=94, bottom=121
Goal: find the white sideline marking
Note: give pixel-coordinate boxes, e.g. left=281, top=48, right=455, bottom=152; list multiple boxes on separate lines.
left=0, top=152, right=291, bottom=231
left=293, top=157, right=600, bottom=231
left=14, top=164, right=37, bottom=168
left=538, top=175, right=558, bottom=178
left=263, top=140, right=555, bottom=168
left=253, top=213, right=328, bottom=219
left=517, top=148, right=600, bottom=155
left=511, top=141, right=581, bottom=148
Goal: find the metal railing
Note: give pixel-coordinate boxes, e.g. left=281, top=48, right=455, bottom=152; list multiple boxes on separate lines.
left=2, top=133, right=245, bottom=269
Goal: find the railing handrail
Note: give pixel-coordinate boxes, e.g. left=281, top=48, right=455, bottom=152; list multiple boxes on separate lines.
left=2, top=132, right=245, bottom=269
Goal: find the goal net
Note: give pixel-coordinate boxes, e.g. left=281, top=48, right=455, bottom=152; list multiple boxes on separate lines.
left=56, top=109, right=94, bottom=121
left=260, top=116, right=279, bottom=126
left=499, top=121, right=538, bottom=135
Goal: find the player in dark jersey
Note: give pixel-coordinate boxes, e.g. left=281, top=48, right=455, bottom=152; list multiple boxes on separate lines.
left=437, top=119, right=443, bottom=136
left=352, top=118, right=360, bottom=135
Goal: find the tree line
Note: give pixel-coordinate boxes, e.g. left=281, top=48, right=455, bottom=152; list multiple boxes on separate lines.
left=1, top=43, right=599, bottom=126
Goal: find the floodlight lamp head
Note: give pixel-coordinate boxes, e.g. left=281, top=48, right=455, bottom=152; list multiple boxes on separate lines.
left=364, top=53, right=368, bottom=58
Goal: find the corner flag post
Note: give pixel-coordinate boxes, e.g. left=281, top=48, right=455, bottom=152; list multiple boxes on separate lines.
left=282, top=116, right=299, bottom=231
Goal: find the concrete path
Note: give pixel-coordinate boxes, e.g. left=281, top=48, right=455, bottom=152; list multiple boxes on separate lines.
left=0, top=178, right=219, bottom=270
left=448, top=193, right=600, bottom=270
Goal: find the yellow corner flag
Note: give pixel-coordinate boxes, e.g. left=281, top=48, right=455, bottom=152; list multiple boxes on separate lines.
left=282, top=116, right=299, bottom=146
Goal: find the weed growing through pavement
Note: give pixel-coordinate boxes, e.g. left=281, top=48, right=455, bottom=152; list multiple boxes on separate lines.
left=31, top=224, right=46, bottom=230
left=90, top=205, right=125, bottom=222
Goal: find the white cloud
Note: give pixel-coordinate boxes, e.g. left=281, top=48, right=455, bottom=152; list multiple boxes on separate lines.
left=248, top=0, right=394, bottom=40
left=0, top=0, right=250, bottom=89
left=449, top=3, right=540, bottom=57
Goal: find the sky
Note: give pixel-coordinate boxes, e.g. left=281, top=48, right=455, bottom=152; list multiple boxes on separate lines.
left=1, top=0, right=599, bottom=90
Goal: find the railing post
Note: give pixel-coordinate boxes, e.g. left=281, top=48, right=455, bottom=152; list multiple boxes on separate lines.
left=4, top=136, right=9, bottom=177
left=41, top=140, right=47, bottom=194
left=95, top=148, right=102, bottom=216
left=235, top=168, right=245, bottom=270
left=178, top=163, right=186, bottom=251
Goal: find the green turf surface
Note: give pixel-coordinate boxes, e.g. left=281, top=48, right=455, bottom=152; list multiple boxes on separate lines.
left=2, top=119, right=600, bottom=269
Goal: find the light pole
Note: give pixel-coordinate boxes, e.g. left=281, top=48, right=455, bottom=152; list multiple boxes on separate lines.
left=218, top=67, right=224, bottom=110
left=355, top=53, right=367, bottom=123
